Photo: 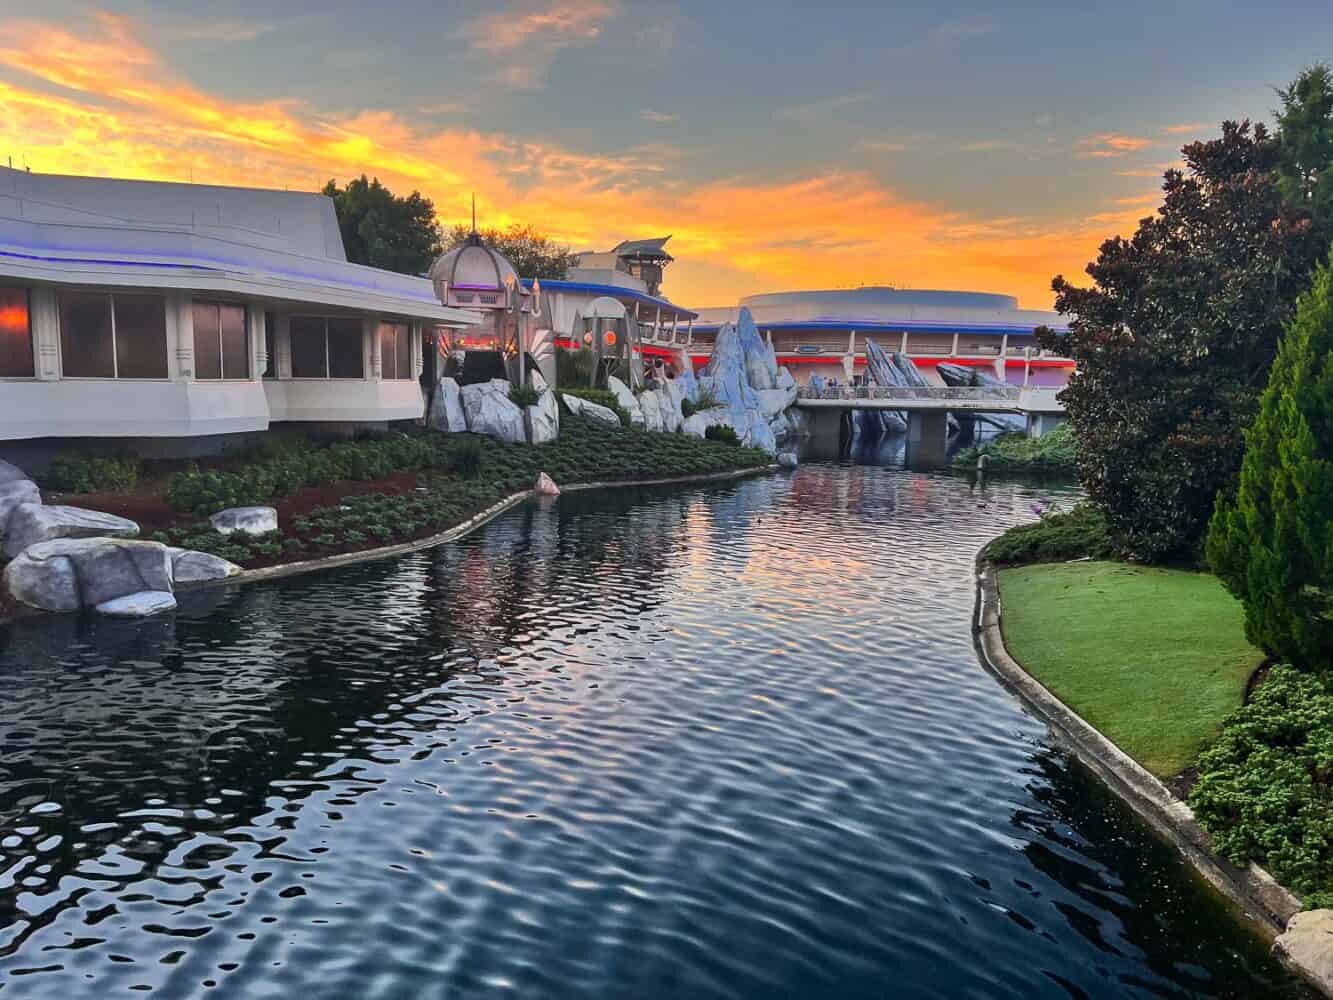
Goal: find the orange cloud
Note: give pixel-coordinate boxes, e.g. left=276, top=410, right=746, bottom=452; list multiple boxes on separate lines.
left=1162, top=122, right=1210, bottom=134
left=1076, top=132, right=1154, bottom=158
left=0, top=13, right=1148, bottom=310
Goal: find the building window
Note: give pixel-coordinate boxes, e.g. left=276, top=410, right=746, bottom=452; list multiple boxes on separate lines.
left=378, top=322, right=413, bottom=380
left=289, top=316, right=364, bottom=379
left=0, top=287, right=34, bottom=378
left=59, top=291, right=167, bottom=379
left=192, top=301, right=249, bottom=380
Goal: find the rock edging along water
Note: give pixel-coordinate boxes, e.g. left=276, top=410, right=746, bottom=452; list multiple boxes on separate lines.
left=974, top=558, right=1333, bottom=997
left=175, top=464, right=779, bottom=593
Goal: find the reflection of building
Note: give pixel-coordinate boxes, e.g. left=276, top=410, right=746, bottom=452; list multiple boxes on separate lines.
left=0, top=167, right=479, bottom=456
left=692, top=288, right=1073, bottom=388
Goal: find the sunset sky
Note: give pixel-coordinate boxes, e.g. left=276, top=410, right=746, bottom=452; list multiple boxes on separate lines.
left=2, top=1, right=1332, bottom=309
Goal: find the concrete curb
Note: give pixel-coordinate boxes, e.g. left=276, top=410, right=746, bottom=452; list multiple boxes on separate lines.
left=174, top=463, right=778, bottom=593
left=974, top=558, right=1333, bottom=994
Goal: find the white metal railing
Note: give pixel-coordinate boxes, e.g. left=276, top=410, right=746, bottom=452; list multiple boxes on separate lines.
left=796, top=385, right=1022, bottom=402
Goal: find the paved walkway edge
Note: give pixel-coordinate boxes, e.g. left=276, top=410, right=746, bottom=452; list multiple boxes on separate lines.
left=975, top=559, right=1333, bottom=996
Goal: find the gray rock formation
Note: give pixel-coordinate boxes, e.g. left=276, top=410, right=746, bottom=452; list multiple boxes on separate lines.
left=777, top=451, right=799, bottom=469
left=209, top=506, right=278, bottom=537
left=168, top=549, right=242, bottom=585
left=0, top=479, right=40, bottom=539
left=862, top=339, right=908, bottom=434
left=6, top=537, right=170, bottom=611
left=681, top=405, right=733, bottom=438
left=1276, top=909, right=1333, bottom=995
left=891, top=352, right=930, bottom=387
left=428, top=376, right=467, bottom=433
left=605, top=376, right=644, bottom=427
left=937, top=363, right=976, bottom=387
left=535, top=472, right=560, bottom=496
left=5, top=503, right=139, bottom=558
left=0, top=459, right=27, bottom=486
left=638, top=387, right=665, bottom=432
left=561, top=393, right=621, bottom=427
left=96, top=591, right=177, bottom=618
left=738, top=315, right=779, bottom=390
left=462, top=379, right=527, bottom=444
left=525, top=370, right=560, bottom=445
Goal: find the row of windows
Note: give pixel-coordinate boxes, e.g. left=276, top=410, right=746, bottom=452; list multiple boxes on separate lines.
left=0, top=288, right=417, bottom=381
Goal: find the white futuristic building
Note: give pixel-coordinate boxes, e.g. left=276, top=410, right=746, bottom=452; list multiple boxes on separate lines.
left=0, top=167, right=479, bottom=460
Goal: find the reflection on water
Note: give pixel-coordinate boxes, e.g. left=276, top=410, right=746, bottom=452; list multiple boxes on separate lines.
left=0, top=468, right=1310, bottom=998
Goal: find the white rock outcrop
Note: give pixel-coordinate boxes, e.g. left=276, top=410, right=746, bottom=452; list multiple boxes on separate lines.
left=462, top=379, right=527, bottom=444
left=5, top=503, right=139, bottom=558
left=638, top=388, right=665, bottom=432
left=428, top=376, right=468, bottom=433
left=605, top=376, right=644, bottom=427
left=0, top=479, right=40, bottom=539
left=96, top=591, right=177, bottom=618
left=209, top=506, right=278, bottom=537
left=535, top=472, right=560, bottom=496
left=525, top=370, right=561, bottom=445
left=168, top=548, right=243, bottom=585
left=561, top=393, right=622, bottom=427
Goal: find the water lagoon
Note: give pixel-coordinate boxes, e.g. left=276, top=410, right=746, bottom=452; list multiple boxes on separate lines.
left=0, top=466, right=1310, bottom=998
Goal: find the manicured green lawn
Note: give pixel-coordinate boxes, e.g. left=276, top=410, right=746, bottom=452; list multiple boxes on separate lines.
left=997, top=561, right=1264, bottom=778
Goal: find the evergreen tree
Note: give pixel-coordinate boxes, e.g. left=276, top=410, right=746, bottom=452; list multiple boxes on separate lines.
left=1207, top=254, right=1333, bottom=666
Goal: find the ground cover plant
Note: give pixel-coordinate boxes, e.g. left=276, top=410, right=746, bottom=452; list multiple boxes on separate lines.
left=998, top=561, right=1264, bottom=777
left=1190, top=665, right=1333, bottom=908
left=953, top=423, right=1077, bottom=473
left=44, top=453, right=140, bottom=494
left=982, top=503, right=1112, bottom=566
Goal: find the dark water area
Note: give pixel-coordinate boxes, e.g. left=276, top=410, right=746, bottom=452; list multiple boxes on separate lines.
left=0, top=466, right=1311, bottom=998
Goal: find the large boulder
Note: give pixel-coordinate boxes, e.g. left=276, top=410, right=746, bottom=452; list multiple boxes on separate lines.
left=462, top=379, right=526, bottom=444
left=605, top=376, right=644, bottom=427
left=5, top=503, right=139, bottom=558
left=0, top=479, right=41, bottom=539
left=525, top=371, right=560, bottom=445
left=0, top=459, right=28, bottom=486
left=681, top=406, right=733, bottom=439
left=561, top=393, right=621, bottom=427
left=168, top=549, right=242, bottom=585
left=891, top=352, right=930, bottom=387
left=6, top=537, right=171, bottom=612
left=428, top=376, right=467, bottom=433
left=95, top=591, right=177, bottom=618
left=638, top=389, right=665, bottom=432
left=209, top=506, right=278, bottom=537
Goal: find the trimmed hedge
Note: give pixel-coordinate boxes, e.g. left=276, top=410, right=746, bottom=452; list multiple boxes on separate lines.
left=983, top=503, right=1113, bottom=566
left=953, top=423, right=1078, bottom=472
left=45, top=453, right=139, bottom=494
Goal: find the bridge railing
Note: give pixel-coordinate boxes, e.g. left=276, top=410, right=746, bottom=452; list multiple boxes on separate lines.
left=795, top=385, right=1022, bottom=402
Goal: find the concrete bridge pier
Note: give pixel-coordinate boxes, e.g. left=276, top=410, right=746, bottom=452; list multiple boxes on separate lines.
left=801, top=407, right=847, bottom=445
left=905, top=410, right=949, bottom=468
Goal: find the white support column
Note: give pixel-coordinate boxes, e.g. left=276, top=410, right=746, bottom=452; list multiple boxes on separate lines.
left=951, top=332, right=960, bottom=357
left=412, top=322, right=424, bottom=379
left=1023, top=347, right=1032, bottom=388
left=900, top=330, right=908, bottom=354
left=997, top=333, right=1008, bottom=381
left=29, top=287, right=60, bottom=380
left=671, top=313, right=679, bottom=344
left=170, top=291, right=194, bottom=381
left=249, top=305, right=266, bottom=381
left=654, top=305, right=662, bottom=343
left=686, top=319, right=693, bottom=346
left=847, top=328, right=856, bottom=354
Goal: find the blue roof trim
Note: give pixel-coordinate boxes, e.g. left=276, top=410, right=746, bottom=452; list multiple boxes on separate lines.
left=0, top=247, right=222, bottom=272
left=689, top=319, right=1067, bottom=336
left=523, top=278, right=698, bottom=320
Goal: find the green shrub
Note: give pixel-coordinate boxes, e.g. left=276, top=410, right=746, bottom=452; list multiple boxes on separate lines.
left=509, top=384, right=541, bottom=408
left=1208, top=256, right=1333, bottom=667
left=45, top=453, right=140, bottom=494
left=982, top=503, right=1113, bottom=566
left=704, top=424, right=741, bottom=447
left=1190, top=665, right=1333, bottom=908
left=444, top=437, right=483, bottom=478
left=680, top=398, right=698, bottom=419
left=954, top=423, right=1078, bottom=472
left=555, top=345, right=597, bottom=388
left=560, top=388, right=631, bottom=427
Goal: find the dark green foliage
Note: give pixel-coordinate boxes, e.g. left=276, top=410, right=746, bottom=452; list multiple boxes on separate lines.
left=444, top=438, right=483, bottom=478
left=444, top=223, right=576, bottom=280
left=555, top=346, right=597, bottom=388
left=44, top=453, right=139, bottom=494
left=680, top=397, right=698, bottom=419
left=559, top=388, right=631, bottom=427
left=982, top=504, right=1112, bottom=567
left=1208, top=257, right=1333, bottom=666
left=704, top=424, right=741, bottom=447
left=322, top=176, right=442, bottom=275
left=1039, top=119, right=1329, bottom=562
left=165, top=433, right=447, bottom=514
left=149, top=527, right=285, bottom=565
left=1278, top=64, right=1333, bottom=240
left=1190, top=665, right=1333, bottom=908
left=953, top=423, right=1077, bottom=472
left=508, top=384, right=541, bottom=408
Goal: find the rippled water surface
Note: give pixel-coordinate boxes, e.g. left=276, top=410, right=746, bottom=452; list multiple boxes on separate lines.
left=0, top=466, right=1311, bottom=998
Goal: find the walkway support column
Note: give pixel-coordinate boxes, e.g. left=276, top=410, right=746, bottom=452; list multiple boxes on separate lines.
left=906, top=409, right=949, bottom=468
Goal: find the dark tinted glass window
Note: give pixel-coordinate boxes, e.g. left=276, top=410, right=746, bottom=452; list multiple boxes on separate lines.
left=59, top=292, right=115, bottom=378
left=220, top=304, right=248, bottom=379
left=113, top=294, right=168, bottom=379
left=290, top=316, right=327, bottom=378
left=0, top=287, right=34, bottom=378
left=327, top=318, right=363, bottom=378
left=192, top=301, right=222, bottom=380
left=395, top=325, right=412, bottom=380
